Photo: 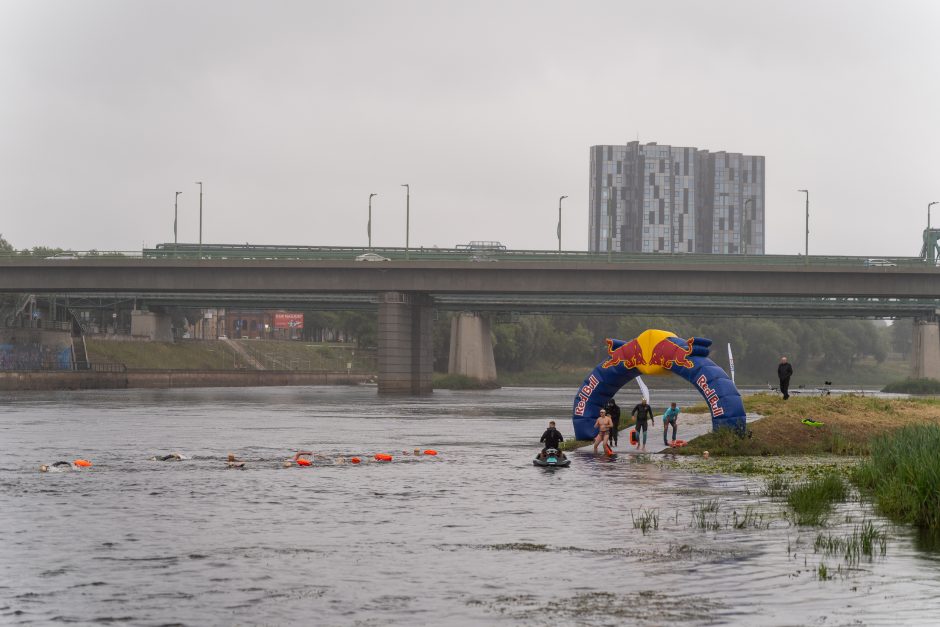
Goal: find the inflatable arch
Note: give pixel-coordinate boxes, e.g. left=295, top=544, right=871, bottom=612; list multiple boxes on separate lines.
left=572, top=329, right=745, bottom=440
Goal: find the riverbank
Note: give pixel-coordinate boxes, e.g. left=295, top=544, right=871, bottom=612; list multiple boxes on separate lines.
left=0, top=370, right=371, bottom=391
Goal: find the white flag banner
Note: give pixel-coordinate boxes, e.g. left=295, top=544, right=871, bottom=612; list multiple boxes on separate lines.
left=727, top=343, right=736, bottom=384
left=636, top=376, right=650, bottom=404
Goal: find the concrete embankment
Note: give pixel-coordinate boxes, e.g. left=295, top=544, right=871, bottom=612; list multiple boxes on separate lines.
left=0, top=370, right=371, bottom=391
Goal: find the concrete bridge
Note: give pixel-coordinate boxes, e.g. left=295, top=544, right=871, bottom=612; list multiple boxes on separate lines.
left=3, top=253, right=940, bottom=391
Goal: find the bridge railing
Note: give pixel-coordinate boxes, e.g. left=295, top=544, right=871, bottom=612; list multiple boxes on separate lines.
left=0, top=245, right=930, bottom=268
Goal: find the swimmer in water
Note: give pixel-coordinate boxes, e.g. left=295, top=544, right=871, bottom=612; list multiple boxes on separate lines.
left=150, top=453, right=186, bottom=461
left=39, top=461, right=75, bottom=472
left=226, top=453, right=245, bottom=469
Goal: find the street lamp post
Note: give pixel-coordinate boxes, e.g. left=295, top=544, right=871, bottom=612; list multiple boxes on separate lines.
left=401, top=184, right=410, bottom=260
left=195, top=181, right=203, bottom=258
left=928, top=201, right=939, bottom=229
left=798, top=189, right=809, bottom=263
left=368, top=193, right=377, bottom=249
left=557, top=195, right=567, bottom=252
left=174, top=191, right=182, bottom=247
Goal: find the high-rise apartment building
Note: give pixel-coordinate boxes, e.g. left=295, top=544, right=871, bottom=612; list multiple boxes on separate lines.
left=589, top=142, right=765, bottom=254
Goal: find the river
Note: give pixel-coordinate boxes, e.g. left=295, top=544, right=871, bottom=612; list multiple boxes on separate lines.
left=1, top=386, right=939, bottom=625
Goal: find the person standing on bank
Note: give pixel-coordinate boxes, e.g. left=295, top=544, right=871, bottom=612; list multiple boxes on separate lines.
left=778, top=357, right=794, bottom=400
left=605, top=398, right=621, bottom=447
left=631, top=399, right=654, bottom=452
left=663, top=402, right=680, bottom=446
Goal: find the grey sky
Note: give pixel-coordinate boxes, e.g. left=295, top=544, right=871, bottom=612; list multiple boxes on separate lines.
left=1, top=0, right=937, bottom=255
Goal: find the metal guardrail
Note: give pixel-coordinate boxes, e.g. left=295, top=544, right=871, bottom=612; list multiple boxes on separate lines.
left=0, top=245, right=932, bottom=268
left=88, top=362, right=127, bottom=373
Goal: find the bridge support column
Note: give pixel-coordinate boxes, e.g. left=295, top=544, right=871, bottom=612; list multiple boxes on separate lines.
left=378, top=292, right=433, bottom=394
left=912, top=318, right=940, bottom=380
left=448, top=312, right=497, bottom=383
left=131, top=310, right=173, bottom=342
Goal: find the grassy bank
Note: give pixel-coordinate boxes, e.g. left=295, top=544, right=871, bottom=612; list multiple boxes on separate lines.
left=87, top=339, right=377, bottom=372
left=852, top=424, right=940, bottom=529
left=678, top=393, right=940, bottom=457
left=433, top=373, right=500, bottom=390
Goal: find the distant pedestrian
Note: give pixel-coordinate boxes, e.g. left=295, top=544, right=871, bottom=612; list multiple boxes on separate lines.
left=631, top=399, right=654, bottom=452
left=605, top=398, right=621, bottom=447
left=663, top=402, right=680, bottom=446
left=778, top=357, right=794, bottom=400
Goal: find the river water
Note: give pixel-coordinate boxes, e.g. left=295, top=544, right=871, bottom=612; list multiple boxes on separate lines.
left=2, top=386, right=939, bottom=626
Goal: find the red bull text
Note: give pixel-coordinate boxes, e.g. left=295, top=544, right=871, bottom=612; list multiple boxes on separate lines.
left=696, top=374, right=725, bottom=417
left=574, top=374, right=599, bottom=416
left=648, top=338, right=695, bottom=369
left=602, top=339, right=646, bottom=369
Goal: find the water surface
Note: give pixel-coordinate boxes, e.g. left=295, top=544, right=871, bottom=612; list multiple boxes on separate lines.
left=1, top=386, right=938, bottom=625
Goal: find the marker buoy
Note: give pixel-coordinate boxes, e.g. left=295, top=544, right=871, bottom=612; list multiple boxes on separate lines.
left=604, top=443, right=614, bottom=456
left=670, top=440, right=688, bottom=448
left=374, top=453, right=392, bottom=462
left=296, top=458, right=312, bottom=467
left=73, top=459, right=92, bottom=467
left=423, top=449, right=438, bottom=456
left=350, top=457, right=361, bottom=464
left=629, top=428, right=638, bottom=447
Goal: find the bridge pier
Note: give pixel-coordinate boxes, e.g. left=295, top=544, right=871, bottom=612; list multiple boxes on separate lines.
left=131, top=310, right=173, bottom=342
left=448, top=312, right=497, bottom=383
left=377, top=292, right=433, bottom=394
left=912, top=318, right=940, bottom=380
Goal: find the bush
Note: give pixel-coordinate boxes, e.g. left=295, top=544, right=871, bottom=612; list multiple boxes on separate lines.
left=852, top=424, right=940, bottom=529
left=882, top=378, right=940, bottom=394
left=787, top=473, right=847, bottom=526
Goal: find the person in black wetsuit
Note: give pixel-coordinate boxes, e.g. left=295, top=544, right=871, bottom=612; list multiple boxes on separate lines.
left=605, top=398, right=622, bottom=447
left=539, top=421, right=566, bottom=459
left=631, top=399, right=655, bottom=452
left=778, top=357, right=794, bottom=400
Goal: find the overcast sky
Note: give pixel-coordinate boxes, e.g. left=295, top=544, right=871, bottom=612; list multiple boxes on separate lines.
left=1, top=0, right=938, bottom=255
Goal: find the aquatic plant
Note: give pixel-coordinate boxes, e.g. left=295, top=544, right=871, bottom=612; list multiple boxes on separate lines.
left=630, top=508, right=659, bottom=534
left=691, top=500, right=721, bottom=531
left=813, top=520, right=887, bottom=565
left=786, top=473, right=847, bottom=526
left=852, top=424, right=940, bottom=529
left=816, top=562, right=831, bottom=580
left=731, top=506, right=765, bottom=529
left=762, top=475, right=792, bottom=498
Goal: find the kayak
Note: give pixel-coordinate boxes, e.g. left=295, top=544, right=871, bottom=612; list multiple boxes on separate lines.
left=533, top=448, right=571, bottom=468
left=801, top=418, right=825, bottom=427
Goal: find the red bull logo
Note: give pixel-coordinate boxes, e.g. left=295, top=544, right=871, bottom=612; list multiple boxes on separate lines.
left=648, top=337, right=695, bottom=370
left=696, top=374, right=725, bottom=417
left=574, top=374, right=599, bottom=416
left=602, top=338, right=646, bottom=369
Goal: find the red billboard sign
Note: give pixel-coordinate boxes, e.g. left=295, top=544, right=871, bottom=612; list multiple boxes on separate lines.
left=274, top=312, right=304, bottom=330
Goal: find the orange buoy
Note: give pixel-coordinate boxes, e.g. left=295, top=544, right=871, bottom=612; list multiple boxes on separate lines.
left=629, top=428, right=638, bottom=447
left=296, top=458, right=312, bottom=466
left=374, top=453, right=392, bottom=462
left=604, top=443, right=614, bottom=456
left=73, top=459, right=92, bottom=467
left=670, top=439, right=688, bottom=448
left=350, top=457, right=361, bottom=464
left=423, top=449, right=438, bottom=456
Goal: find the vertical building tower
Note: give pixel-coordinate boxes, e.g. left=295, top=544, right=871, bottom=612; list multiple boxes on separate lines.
left=589, top=142, right=765, bottom=254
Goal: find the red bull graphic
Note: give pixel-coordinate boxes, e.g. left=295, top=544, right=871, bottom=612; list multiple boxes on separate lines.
left=648, top=337, right=695, bottom=370
left=602, top=338, right=646, bottom=369
left=572, top=329, right=745, bottom=440
left=574, top=374, right=599, bottom=416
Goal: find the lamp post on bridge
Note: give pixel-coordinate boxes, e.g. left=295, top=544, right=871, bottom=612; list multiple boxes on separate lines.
left=401, top=184, right=410, bottom=260
left=557, top=195, right=567, bottom=252
left=368, top=193, right=377, bottom=249
left=174, top=191, right=182, bottom=248
left=195, top=181, right=203, bottom=259
left=798, top=189, right=809, bottom=264
left=929, top=201, right=938, bottom=229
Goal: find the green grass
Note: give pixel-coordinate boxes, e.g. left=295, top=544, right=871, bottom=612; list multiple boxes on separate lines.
left=690, top=499, right=722, bottom=531
left=813, top=520, right=887, bottom=565
left=630, top=508, right=659, bottom=534
left=882, top=377, right=940, bottom=394
left=852, top=424, right=940, bottom=529
left=87, top=340, right=247, bottom=370
left=786, top=473, right=847, bottom=526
